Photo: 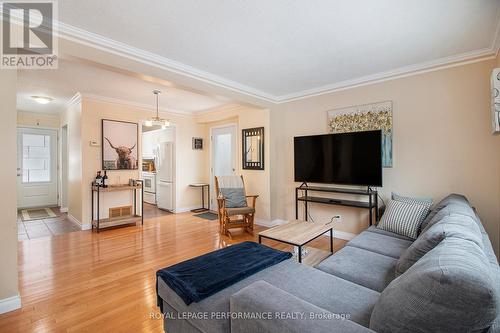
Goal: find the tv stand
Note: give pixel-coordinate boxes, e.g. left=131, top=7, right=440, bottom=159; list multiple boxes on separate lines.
left=295, top=183, right=379, bottom=226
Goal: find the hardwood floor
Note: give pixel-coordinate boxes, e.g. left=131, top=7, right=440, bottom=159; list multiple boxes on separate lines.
left=0, top=210, right=346, bottom=333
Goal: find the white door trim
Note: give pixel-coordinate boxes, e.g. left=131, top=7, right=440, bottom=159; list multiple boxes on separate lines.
left=209, top=123, right=238, bottom=209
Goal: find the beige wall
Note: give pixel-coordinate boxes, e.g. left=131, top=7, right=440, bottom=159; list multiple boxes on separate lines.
left=78, top=98, right=207, bottom=226
left=17, top=111, right=60, bottom=128
left=270, top=59, right=500, bottom=256
left=196, top=106, right=271, bottom=221
left=0, top=70, right=19, bottom=302
left=61, top=97, right=84, bottom=223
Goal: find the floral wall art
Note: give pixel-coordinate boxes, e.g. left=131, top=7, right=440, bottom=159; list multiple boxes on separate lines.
left=327, top=101, right=393, bottom=167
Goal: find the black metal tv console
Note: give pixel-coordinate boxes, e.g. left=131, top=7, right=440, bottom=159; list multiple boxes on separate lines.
left=295, top=183, right=379, bottom=226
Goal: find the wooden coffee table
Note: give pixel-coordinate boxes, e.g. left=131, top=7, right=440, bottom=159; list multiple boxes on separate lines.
left=258, top=220, right=334, bottom=266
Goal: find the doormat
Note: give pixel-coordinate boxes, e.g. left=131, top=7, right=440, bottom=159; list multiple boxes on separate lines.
left=21, top=208, right=57, bottom=222
left=194, top=212, right=218, bottom=221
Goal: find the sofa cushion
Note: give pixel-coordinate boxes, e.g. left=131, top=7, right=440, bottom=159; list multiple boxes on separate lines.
left=395, top=214, right=484, bottom=276
left=421, top=202, right=477, bottom=234
left=377, top=199, right=430, bottom=239
left=316, top=246, right=397, bottom=292
left=158, top=259, right=380, bottom=333
left=420, top=193, right=470, bottom=231
left=230, top=281, right=376, bottom=333
left=365, top=225, right=413, bottom=241
left=226, top=207, right=255, bottom=216
left=370, top=238, right=500, bottom=333
left=346, top=231, right=413, bottom=259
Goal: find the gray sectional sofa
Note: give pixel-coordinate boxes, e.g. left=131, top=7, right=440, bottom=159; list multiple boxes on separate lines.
left=157, top=194, right=500, bottom=332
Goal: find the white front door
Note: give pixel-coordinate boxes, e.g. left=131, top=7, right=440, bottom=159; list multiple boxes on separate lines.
left=210, top=125, right=237, bottom=208
left=17, top=128, right=58, bottom=208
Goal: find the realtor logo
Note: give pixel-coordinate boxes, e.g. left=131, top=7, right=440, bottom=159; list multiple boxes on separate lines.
left=1, top=1, right=58, bottom=68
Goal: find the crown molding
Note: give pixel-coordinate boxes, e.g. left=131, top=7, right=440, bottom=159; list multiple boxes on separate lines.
left=55, top=22, right=277, bottom=103
left=66, top=92, right=82, bottom=109
left=80, top=93, right=195, bottom=116
left=195, top=103, right=250, bottom=117
left=274, top=47, right=497, bottom=103
left=53, top=17, right=500, bottom=105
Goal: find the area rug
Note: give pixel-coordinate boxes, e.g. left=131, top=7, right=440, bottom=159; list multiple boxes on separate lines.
left=193, top=212, right=218, bottom=221
left=21, top=208, right=57, bottom=222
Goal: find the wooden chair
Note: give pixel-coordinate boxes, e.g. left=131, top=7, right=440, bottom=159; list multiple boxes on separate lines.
left=215, top=175, right=258, bottom=237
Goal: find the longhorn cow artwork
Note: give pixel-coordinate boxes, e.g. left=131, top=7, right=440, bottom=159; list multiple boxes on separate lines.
left=102, top=119, right=139, bottom=170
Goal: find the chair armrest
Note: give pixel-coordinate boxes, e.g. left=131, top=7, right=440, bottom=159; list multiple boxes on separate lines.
left=216, top=197, right=226, bottom=210
left=245, top=195, right=258, bottom=208
left=230, top=281, right=375, bottom=333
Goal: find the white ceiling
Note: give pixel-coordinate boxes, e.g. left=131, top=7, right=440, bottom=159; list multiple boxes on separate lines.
left=56, top=0, right=500, bottom=101
left=17, top=58, right=232, bottom=114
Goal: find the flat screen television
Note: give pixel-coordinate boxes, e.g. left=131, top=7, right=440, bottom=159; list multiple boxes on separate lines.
left=294, top=130, right=382, bottom=186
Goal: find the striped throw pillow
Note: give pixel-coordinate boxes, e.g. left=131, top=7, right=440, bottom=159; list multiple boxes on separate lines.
left=378, top=200, right=431, bottom=239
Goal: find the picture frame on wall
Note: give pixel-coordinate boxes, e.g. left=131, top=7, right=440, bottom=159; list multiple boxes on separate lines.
left=327, top=101, right=393, bottom=167
left=102, top=119, right=139, bottom=170
left=192, top=137, right=203, bottom=150
left=242, top=127, right=264, bottom=170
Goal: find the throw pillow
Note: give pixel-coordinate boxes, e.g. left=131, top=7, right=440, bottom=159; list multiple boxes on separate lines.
left=392, top=192, right=433, bottom=206
left=219, top=188, right=247, bottom=208
left=377, top=199, right=431, bottom=239
left=392, top=192, right=432, bottom=221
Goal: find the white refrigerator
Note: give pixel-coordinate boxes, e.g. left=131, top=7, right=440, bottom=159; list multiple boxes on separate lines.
left=156, top=142, right=174, bottom=211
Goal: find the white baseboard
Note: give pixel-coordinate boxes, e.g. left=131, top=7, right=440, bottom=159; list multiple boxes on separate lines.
left=0, top=294, right=21, bottom=314
left=175, top=206, right=199, bottom=213
left=67, top=214, right=92, bottom=230
left=60, top=207, right=68, bottom=213
left=81, top=223, right=92, bottom=230
left=332, top=230, right=357, bottom=241
left=255, top=219, right=287, bottom=227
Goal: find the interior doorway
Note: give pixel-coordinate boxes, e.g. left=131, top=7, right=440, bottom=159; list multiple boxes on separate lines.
left=17, top=127, right=58, bottom=208
left=210, top=124, right=237, bottom=208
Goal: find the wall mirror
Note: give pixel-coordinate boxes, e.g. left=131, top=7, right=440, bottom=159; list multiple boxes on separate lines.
left=242, top=127, right=264, bottom=170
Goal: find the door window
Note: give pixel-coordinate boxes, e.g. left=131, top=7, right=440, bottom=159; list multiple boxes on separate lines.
left=22, top=133, right=51, bottom=183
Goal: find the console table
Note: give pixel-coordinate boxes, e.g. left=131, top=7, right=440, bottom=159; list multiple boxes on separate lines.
left=91, top=181, right=144, bottom=232
left=189, top=183, right=210, bottom=213
left=295, top=184, right=378, bottom=226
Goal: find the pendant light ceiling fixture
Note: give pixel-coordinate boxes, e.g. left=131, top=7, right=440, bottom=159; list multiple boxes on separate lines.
left=145, top=90, right=170, bottom=129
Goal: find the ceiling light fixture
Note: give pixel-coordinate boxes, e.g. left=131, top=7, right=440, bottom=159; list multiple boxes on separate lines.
left=145, top=90, right=170, bottom=128
left=31, top=96, right=53, bottom=104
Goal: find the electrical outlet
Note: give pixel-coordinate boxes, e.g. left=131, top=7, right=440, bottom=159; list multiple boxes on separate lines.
left=332, top=215, right=341, bottom=223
